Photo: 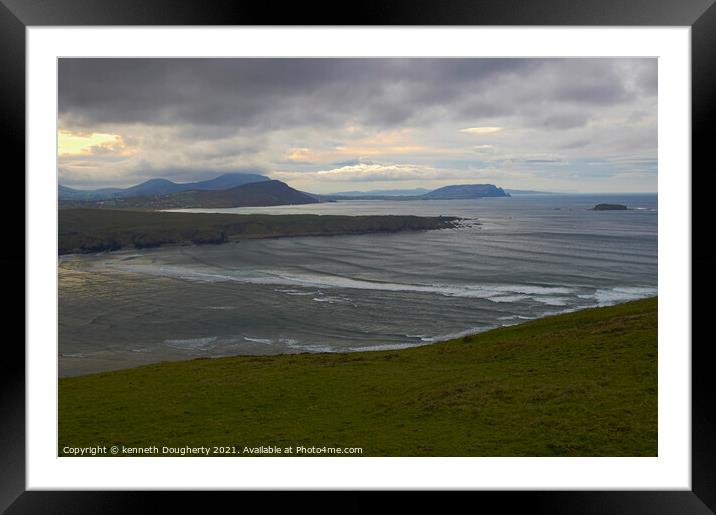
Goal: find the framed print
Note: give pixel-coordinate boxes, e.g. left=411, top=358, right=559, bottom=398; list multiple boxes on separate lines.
left=3, top=0, right=714, bottom=512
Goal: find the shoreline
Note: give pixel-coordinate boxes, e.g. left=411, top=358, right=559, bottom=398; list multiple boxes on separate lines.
left=59, top=208, right=462, bottom=255
left=59, top=297, right=658, bottom=456
left=57, top=224, right=464, bottom=258
left=59, top=295, right=657, bottom=379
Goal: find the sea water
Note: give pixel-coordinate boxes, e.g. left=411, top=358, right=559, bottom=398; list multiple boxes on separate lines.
left=59, top=194, right=657, bottom=376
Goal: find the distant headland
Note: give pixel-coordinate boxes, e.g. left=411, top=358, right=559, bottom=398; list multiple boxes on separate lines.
left=60, top=173, right=511, bottom=210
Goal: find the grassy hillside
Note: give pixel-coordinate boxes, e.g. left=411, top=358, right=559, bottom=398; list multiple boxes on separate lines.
left=58, top=297, right=658, bottom=457
left=58, top=208, right=459, bottom=254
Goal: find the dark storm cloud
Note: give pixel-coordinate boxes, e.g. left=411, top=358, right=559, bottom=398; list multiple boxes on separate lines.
left=59, top=58, right=520, bottom=128
left=58, top=58, right=652, bottom=131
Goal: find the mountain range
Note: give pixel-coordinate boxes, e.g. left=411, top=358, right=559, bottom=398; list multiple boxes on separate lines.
left=59, top=172, right=510, bottom=209
left=60, top=180, right=318, bottom=209
left=58, top=173, right=269, bottom=201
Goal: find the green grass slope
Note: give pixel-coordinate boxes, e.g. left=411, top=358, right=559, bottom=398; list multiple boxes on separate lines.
left=58, top=297, right=657, bottom=457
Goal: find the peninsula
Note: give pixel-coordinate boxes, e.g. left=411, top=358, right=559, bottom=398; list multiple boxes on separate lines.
left=59, top=208, right=460, bottom=255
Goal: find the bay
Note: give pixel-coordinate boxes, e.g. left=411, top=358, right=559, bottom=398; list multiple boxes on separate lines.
left=59, top=194, right=657, bottom=376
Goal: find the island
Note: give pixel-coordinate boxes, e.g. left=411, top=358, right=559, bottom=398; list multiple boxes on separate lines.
left=58, top=208, right=461, bottom=255
left=592, top=203, right=628, bottom=211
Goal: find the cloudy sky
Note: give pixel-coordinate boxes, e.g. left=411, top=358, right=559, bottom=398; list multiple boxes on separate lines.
left=58, top=58, right=657, bottom=193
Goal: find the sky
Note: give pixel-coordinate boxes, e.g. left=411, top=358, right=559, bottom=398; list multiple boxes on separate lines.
left=58, top=58, right=657, bottom=194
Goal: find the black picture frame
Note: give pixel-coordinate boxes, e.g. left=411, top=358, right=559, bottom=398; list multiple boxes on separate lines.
left=3, top=0, right=713, bottom=512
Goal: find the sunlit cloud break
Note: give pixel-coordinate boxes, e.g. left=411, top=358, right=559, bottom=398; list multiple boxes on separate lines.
left=58, top=130, right=127, bottom=156
left=276, top=163, right=441, bottom=183
left=460, top=127, right=503, bottom=135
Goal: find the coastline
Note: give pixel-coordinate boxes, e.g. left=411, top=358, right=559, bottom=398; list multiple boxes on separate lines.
left=59, top=297, right=658, bottom=456
left=58, top=208, right=461, bottom=255
left=57, top=225, right=463, bottom=258
left=59, top=296, right=657, bottom=379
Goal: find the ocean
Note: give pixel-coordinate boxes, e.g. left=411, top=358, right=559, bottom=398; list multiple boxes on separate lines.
left=58, top=194, right=657, bottom=376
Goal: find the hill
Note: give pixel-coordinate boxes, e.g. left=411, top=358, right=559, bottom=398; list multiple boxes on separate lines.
left=59, top=297, right=657, bottom=456
left=168, top=180, right=318, bottom=209
left=58, top=172, right=269, bottom=200
left=60, top=180, right=318, bottom=210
